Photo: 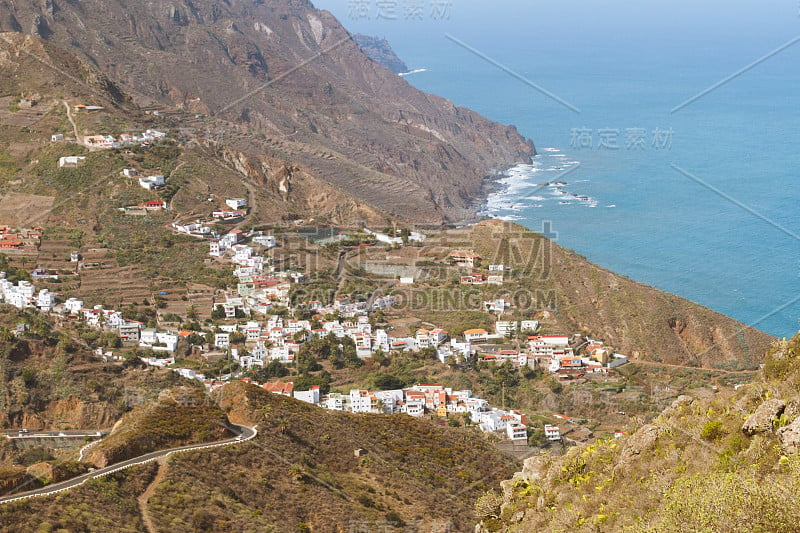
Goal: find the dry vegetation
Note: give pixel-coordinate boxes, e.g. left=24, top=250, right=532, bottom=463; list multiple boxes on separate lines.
left=479, top=333, right=800, bottom=532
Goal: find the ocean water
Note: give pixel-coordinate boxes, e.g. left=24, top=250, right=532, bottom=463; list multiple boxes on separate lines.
left=315, top=0, right=800, bottom=337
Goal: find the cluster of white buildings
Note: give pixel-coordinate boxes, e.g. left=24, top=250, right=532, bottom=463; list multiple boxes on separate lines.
left=0, top=276, right=56, bottom=311
left=362, top=227, right=426, bottom=246
left=531, top=336, right=627, bottom=374
left=210, top=229, right=273, bottom=259
left=218, top=316, right=384, bottom=367
left=254, top=380, right=532, bottom=442
left=81, top=129, right=166, bottom=150
left=58, top=297, right=179, bottom=353
left=172, top=221, right=212, bottom=237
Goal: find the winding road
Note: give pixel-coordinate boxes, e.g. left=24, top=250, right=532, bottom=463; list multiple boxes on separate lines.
left=0, top=424, right=257, bottom=505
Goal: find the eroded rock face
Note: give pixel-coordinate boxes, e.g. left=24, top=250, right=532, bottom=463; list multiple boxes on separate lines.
left=520, top=454, right=551, bottom=483
left=742, top=399, right=786, bottom=436
left=615, top=424, right=665, bottom=474
left=784, top=399, right=800, bottom=421
left=777, top=418, right=800, bottom=454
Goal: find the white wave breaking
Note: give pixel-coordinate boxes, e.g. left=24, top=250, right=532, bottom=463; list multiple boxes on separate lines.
left=398, top=68, right=428, bottom=77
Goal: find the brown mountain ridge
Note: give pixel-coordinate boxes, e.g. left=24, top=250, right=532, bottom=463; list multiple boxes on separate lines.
left=0, top=0, right=535, bottom=224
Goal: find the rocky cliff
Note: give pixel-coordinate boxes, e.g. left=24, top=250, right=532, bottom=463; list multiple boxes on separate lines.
left=353, top=34, right=409, bottom=73
left=477, top=333, right=800, bottom=532
left=0, top=0, right=535, bottom=223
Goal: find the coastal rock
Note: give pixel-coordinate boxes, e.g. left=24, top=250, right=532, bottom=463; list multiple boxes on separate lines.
left=742, top=399, right=785, bottom=436
left=352, top=34, right=408, bottom=73
left=777, top=418, right=800, bottom=454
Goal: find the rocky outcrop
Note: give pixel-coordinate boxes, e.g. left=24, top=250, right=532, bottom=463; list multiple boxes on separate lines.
left=784, top=399, right=800, bottom=420
left=519, top=453, right=552, bottom=483
left=742, top=399, right=785, bottom=436
left=352, top=34, right=409, bottom=73
left=777, top=418, right=800, bottom=454
left=662, top=394, right=694, bottom=417
left=615, top=424, right=665, bottom=474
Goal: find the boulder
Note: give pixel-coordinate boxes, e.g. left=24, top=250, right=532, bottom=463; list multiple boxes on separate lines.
left=742, top=399, right=785, bottom=436
left=777, top=418, right=800, bottom=454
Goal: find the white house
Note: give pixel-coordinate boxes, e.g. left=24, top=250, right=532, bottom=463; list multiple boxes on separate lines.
left=214, top=333, right=230, bottom=349
left=35, top=289, right=56, bottom=311
left=463, top=329, right=488, bottom=343
left=484, top=298, right=511, bottom=313
left=507, top=422, right=528, bottom=442
left=139, top=175, right=165, bottom=190
left=269, top=346, right=292, bottom=363
left=325, top=393, right=346, bottom=411
left=63, top=297, right=84, bottom=314
left=51, top=134, right=65, bottom=142
left=520, top=320, right=540, bottom=333
left=349, top=389, right=377, bottom=413
left=58, top=156, right=86, bottom=168
left=143, top=129, right=166, bottom=139
left=209, top=241, right=225, bottom=257
left=544, top=424, right=562, bottom=441
left=529, top=335, right=572, bottom=358
left=232, top=245, right=253, bottom=264
left=495, top=321, right=518, bottom=337
left=478, top=410, right=510, bottom=433
left=140, top=329, right=178, bottom=352
left=252, top=234, right=276, bottom=248
left=294, top=386, right=321, bottom=405
left=402, top=394, right=425, bottom=417
left=225, top=198, right=247, bottom=210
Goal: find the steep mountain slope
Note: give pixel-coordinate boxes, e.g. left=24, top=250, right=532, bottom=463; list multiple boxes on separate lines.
left=0, top=0, right=535, bottom=223
left=0, top=381, right=520, bottom=531
left=0, top=305, right=187, bottom=434
left=478, top=333, right=800, bottom=532
left=0, top=32, right=387, bottom=226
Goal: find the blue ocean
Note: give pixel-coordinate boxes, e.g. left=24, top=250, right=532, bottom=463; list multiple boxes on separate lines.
left=316, top=0, right=800, bottom=337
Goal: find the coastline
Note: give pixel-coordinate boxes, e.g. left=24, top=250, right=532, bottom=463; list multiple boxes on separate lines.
left=462, top=144, right=538, bottom=226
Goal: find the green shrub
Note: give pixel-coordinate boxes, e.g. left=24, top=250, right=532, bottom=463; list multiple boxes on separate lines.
left=700, top=420, right=726, bottom=441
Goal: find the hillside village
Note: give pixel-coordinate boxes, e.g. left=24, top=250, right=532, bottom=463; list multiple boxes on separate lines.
left=0, top=199, right=629, bottom=448
left=0, top=107, right=645, bottom=448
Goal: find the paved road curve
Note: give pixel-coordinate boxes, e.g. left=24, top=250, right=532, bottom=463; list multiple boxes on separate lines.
left=0, top=424, right=257, bottom=505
